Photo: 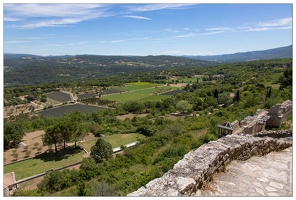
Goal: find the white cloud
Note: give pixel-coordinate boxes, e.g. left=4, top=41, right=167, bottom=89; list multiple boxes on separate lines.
left=240, top=17, right=292, bottom=32
left=172, top=33, right=195, bottom=38
left=200, top=31, right=225, bottom=35
left=127, top=4, right=194, bottom=12
left=123, top=15, right=152, bottom=20
left=258, top=17, right=292, bottom=27
left=4, top=4, right=113, bottom=28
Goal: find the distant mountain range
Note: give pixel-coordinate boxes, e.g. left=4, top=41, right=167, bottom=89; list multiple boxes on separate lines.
left=4, top=45, right=292, bottom=86
left=185, top=45, right=292, bottom=62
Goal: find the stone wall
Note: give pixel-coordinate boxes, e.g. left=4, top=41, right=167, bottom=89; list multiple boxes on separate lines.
left=128, top=130, right=292, bottom=196
left=266, top=100, right=292, bottom=127
left=232, top=100, right=292, bottom=135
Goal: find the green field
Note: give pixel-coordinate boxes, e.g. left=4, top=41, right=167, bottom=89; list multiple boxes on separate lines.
left=138, top=95, right=169, bottom=102
left=4, top=150, right=85, bottom=180
left=128, top=82, right=160, bottom=87
left=79, top=133, right=145, bottom=152
left=178, top=77, right=200, bottom=83
left=101, top=86, right=173, bottom=102
left=113, top=82, right=161, bottom=92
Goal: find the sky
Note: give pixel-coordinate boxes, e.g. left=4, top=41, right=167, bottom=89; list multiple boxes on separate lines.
left=2, top=1, right=293, bottom=56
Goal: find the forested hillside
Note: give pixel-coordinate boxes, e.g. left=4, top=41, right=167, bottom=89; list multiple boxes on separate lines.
left=4, top=54, right=215, bottom=86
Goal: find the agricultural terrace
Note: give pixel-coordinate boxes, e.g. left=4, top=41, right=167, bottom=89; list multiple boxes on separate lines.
left=4, top=132, right=145, bottom=180
left=101, top=89, right=122, bottom=95
left=101, top=85, right=176, bottom=103
left=38, top=104, right=108, bottom=118
left=77, top=92, right=97, bottom=99
left=46, top=92, right=72, bottom=102
left=4, top=149, right=85, bottom=180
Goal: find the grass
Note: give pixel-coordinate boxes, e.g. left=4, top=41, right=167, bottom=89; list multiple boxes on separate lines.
left=4, top=148, right=85, bottom=180
left=128, top=82, right=160, bottom=87
left=138, top=95, right=169, bottom=102
left=79, top=133, right=145, bottom=152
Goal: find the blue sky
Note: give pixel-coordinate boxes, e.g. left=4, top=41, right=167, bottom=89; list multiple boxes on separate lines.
left=3, top=2, right=293, bottom=56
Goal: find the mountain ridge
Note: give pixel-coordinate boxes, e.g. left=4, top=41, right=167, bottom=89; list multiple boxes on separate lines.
left=184, top=45, right=292, bottom=62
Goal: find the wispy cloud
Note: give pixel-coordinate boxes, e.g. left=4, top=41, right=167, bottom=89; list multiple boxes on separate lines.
left=172, top=33, right=195, bottom=38
left=123, top=15, right=152, bottom=20
left=200, top=31, right=226, bottom=35
left=4, top=4, right=113, bottom=28
left=240, top=17, right=292, bottom=32
left=126, top=4, right=194, bottom=12
left=206, top=27, right=233, bottom=31
left=258, top=17, right=292, bottom=27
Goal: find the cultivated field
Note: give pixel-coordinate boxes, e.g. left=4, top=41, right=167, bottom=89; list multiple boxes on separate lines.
left=77, top=92, right=97, bottom=99
left=37, top=103, right=109, bottom=118
left=46, top=92, right=72, bottom=102
left=101, top=85, right=175, bottom=103
left=161, top=89, right=187, bottom=96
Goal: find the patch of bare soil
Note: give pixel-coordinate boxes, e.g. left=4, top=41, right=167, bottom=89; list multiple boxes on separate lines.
left=116, top=113, right=147, bottom=121
left=169, top=83, right=187, bottom=88
left=3, top=131, right=95, bottom=164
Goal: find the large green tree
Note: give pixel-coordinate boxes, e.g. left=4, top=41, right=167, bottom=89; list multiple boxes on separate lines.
left=4, top=122, right=25, bottom=150
left=176, top=100, right=193, bottom=114
left=90, top=138, right=113, bottom=163
left=43, top=124, right=62, bottom=154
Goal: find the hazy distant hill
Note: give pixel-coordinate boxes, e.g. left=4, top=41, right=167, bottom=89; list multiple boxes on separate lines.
left=186, top=45, right=292, bottom=62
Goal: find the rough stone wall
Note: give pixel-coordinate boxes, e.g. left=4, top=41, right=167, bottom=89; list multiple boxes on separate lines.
left=235, top=109, right=270, bottom=135
left=127, top=130, right=292, bottom=196
left=266, top=100, right=292, bottom=127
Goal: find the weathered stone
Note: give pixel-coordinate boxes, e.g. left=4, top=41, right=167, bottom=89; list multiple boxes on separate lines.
left=127, top=130, right=292, bottom=196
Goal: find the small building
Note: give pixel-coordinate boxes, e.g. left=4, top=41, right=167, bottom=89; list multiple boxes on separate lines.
left=3, top=172, right=18, bottom=196
left=218, top=121, right=233, bottom=138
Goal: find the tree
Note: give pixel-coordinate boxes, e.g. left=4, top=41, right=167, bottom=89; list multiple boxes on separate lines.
left=176, top=100, right=192, bottom=114
left=25, top=150, right=31, bottom=158
left=13, top=153, right=19, bottom=161
left=90, top=138, right=113, bottom=163
left=4, top=122, right=25, bottom=150
left=72, top=122, right=89, bottom=148
left=91, top=180, right=115, bottom=196
left=235, top=90, right=240, bottom=102
left=278, top=67, right=292, bottom=89
left=214, top=89, right=219, bottom=99
left=43, top=125, right=62, bottom=154
left=218, top=92, right=232, bottom=107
